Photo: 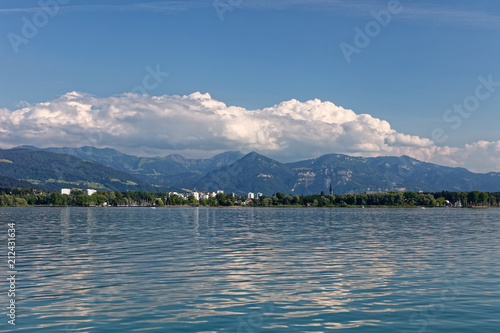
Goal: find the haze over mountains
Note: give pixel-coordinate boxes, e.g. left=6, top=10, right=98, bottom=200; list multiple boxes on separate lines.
left=2, top=146, right=500, bottom=195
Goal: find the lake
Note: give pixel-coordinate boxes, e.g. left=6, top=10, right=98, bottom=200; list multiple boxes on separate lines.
left=1, top=207, right=499, bottom=332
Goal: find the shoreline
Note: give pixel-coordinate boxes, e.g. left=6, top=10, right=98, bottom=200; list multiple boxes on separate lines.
left=2, top=205, right=497, bottom=209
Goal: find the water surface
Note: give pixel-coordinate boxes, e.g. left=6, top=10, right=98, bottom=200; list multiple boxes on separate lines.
left=1, top=207, right=499, bottom=332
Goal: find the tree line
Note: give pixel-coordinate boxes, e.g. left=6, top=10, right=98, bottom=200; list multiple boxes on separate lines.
left=1, top=187, right=499, bottom=208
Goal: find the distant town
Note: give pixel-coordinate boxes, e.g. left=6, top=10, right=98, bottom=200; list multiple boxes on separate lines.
left=59, top=188, right=264, bottom=206
left=0, top=185, right=499, bottom=208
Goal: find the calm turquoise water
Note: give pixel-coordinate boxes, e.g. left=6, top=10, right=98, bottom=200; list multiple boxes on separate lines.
left=1, top=207, right=499, bottom=332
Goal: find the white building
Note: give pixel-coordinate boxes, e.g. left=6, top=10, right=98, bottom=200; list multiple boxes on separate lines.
left=86, top=189, right=97, bottom=196
left=61, top=188, right=71, bottom=195
left=256, top=192, right=263, bottom=199
left=217, top=190, right=224, bottom=194
left=248, top=192, right=255, bottom=199
left=188, top=192, right=200, bottom=200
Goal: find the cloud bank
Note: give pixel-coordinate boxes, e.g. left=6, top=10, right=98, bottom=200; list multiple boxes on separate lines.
left=0, top=91, right=499, bottom=173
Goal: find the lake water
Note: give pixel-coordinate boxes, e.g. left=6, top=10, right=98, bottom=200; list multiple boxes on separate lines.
left=1, top=207, right=499, bottom=332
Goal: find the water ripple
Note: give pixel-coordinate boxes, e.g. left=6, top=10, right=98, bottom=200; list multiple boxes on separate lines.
left=0, top=207, right=499, bottom=332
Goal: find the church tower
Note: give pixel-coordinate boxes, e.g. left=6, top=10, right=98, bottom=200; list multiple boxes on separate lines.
left=329, top=183, right=333, bottom=196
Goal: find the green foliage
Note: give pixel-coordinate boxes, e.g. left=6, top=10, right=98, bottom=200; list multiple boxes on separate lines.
left=216, top=193, right=234, bottom=206
left=404, top=191, right=418, bottom=205
left=478, top=192, right=489, bottom=205
left=417, top=194, right=436, bottom=207
left=91, top=193, right=108, bottom=206
left=261, top=197, right=272, bottom=207
left=436, top=197, right=446, bottom=206
left=1, top=184, right=500, bottom=208
left=0, top=176, right=36, bottom=189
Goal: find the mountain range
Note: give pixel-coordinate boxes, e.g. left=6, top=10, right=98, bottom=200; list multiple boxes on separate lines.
left=1, top=145, right=500, bottom=195
left=0, top=148, right=155, bottom=192
left=19, top=145, right=244, bottom=188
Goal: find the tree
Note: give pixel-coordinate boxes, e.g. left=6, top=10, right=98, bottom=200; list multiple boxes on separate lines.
left=356, top=193, right=367, bottom=206
left=107, top=191, right=116, bottom=206
left=345, top=194, right=356, bottom=205
left=49, top=192, right=67, bottom=206
left=91, top=193, right=107, bottom=206
left=468, top=191, right=480, bottom=206
left=404, top=191, right=418, bottom=205
left=187, top=195, right=197, bottom=205
left=436, top=197, right=446, bottom=206
left=457, top=192, right=468, bottom=207
left=262, top=198, right=272, bottom=207
left=14, top=197, right=28, bottom=207
left=115, top=191, right=124, bottom=204
left=73, top=194, right=91, bottom=207
left=283, top=195, right=293, bottom=205
left=478, top=192, right=489, bottom=206
left=417, top=194, right=436, bottom=207
left=216, top=193, right=227, bottom=205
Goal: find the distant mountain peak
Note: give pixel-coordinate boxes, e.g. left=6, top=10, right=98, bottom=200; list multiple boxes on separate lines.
left=6, top=145, right=500, bottom=195
left=213, top=151, right=243, bottom=158
left=242, top=151, right=269, bottom=160
left=167, top=154, right=188, bottom=162
left=16, top=145, right=42, bottom=151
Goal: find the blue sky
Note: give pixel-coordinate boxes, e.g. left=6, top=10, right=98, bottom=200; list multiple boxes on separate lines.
left=1, top=0, right=500, bottom=171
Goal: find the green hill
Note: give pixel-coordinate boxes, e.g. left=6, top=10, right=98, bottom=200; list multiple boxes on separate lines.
left=23, top=146, right=243, bottom=187
left=0, top=176, right=39, bottom=189
left=0, top=148, right=157, bottom=192
left=194, top=152, right=296, bottom=195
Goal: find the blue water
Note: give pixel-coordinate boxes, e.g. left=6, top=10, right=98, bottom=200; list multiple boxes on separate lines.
left=1, top=207, right=499, bottom=332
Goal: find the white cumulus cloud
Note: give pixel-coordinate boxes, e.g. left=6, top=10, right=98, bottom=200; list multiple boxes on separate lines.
left=0, top=91, right=498, bottom=172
